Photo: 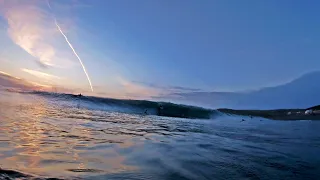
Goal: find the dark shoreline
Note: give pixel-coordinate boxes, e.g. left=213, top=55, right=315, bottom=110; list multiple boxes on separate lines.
left=218, top=108, right=320, bottom=120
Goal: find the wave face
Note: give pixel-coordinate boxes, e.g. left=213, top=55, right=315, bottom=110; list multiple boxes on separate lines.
left=26, top=91, right=218, bottom=119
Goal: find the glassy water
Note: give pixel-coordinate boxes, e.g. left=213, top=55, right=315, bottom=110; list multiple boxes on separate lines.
left=0, top=91, right=319, bottom=179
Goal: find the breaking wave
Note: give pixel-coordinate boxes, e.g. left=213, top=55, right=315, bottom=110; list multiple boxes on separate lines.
left=25, top=91, right=220, bottom=119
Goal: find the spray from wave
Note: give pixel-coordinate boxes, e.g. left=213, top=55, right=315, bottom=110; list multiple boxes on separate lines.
left=47, top=0, right=94, bottom=92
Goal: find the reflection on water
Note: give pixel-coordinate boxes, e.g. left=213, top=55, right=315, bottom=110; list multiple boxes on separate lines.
left=0, top=92, right=138, bottom=178
left=0, top=91, right=320, bottom=179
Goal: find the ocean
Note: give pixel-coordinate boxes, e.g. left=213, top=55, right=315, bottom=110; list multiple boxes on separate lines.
left=0, top=90, right=319, bottom=180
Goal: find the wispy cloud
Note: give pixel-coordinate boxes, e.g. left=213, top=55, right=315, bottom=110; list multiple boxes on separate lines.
left=117, top=77, right=161, bottom=99
left=170, top=86, right=202, bottom=92
left=93, top=79, right=203, bottom=100
left=29, top=81, right=52, bottom=88
left=0, top=70, right=52, bottom=91
left=21, top=68, right=61, bottom=81
left=0, top=0, right=56, bottom=67
left=131, top=81, right=202, bottom=93
left=0, top=70, right=21, bottom=80
left=0, top=70, right=11, bottom=77
left=0, top=0, right=78, bottom=69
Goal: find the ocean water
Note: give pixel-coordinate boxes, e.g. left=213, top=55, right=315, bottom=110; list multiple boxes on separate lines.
left=0, top=91, right=319, bottom=180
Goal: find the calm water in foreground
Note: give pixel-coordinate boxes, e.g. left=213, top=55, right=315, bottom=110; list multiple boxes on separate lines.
left=0, top=91, right=319, bottom=180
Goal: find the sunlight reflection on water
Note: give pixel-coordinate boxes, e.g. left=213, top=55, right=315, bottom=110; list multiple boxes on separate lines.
left=0, top=91, right=319, bottom=180
left=0, top=91, right=139, bottom=178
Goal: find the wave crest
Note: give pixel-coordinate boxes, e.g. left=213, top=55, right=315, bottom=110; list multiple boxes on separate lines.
left=27, top=91, right=218, bottom=119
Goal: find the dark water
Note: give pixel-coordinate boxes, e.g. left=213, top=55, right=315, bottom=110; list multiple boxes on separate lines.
left=0, top=91, right=319, bottom=179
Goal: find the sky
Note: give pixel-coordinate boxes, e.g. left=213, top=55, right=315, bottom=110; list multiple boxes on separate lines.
left=0, top=0, right=319, bottom=100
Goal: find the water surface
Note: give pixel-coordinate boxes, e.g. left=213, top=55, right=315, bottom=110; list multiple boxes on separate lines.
left=0, top=91, right=319, bottom=179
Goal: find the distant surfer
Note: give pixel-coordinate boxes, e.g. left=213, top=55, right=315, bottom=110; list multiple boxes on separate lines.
left=72, top=93, right=83, bottom=98
left=157, top=105, right=164, bottom=116
left=75, top=93, right=83, bottom=97
left=76, top=94, right=82, bottom=108
left=144, top=109, right=148, bottom=115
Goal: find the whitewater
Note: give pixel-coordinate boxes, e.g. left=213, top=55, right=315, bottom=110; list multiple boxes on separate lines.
left=0, top=90, right=319, bottom=179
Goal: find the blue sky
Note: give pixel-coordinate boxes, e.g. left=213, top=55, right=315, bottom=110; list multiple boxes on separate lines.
left=0, top=0, right=319, bottom=99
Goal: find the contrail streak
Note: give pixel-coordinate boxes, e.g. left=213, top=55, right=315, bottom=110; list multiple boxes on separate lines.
left=46, top=0, right=52, bottom=9
left=47, top=0, right=94, bottom=92
left=54, top=20, right=94, bottom=92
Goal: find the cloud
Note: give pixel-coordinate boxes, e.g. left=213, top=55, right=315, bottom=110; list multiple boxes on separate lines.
left=117, top=77, right=161, bottom=99
left=0, top=0, right=56, bottom=67
left=0, top=0, right=77, bottom=68
left=29, top=81, right=52, bottom=88
left=0, top=70, right=52, bottom=91
left=169, top=86, right=202, bottom=92
left=96, top=79, right=204, bottom=100
left=0, top=70, right=12, bottom=77
left=131, top=81, right=202, bottom=93
left=152, top=71, right=320, bottom=109
left=0, top=70, right=21, bottom=80
left=21, top=68, right=61, bottom=81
